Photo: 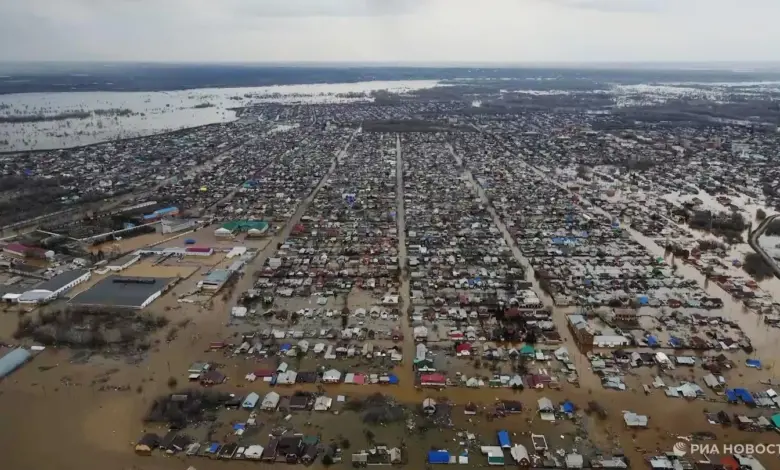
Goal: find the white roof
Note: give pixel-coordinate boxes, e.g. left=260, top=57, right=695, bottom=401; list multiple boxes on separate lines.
left=510, top=445, right=529, bottom=462
left=244, top=445, right=264, bottom=459
left=323, top=369, right=341, bottom=379
left=18, top=289, right=53, bottom=302
left=537, top=397, right=553, bottom=410
left=623, top=411, right=648, bottom=427
left=262, top=391, right=280, bottom=407
left=314, top=396, right=333, bottom=411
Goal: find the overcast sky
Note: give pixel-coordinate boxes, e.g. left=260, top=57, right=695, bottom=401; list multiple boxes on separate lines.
left=0, top=0, right=777, bottom=63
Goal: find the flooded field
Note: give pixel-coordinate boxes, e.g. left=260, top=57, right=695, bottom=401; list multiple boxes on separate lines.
left=0, top=80, right=438, bottom=151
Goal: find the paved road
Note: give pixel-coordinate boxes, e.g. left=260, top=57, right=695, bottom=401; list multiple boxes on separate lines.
left=394, top=134, right=416, bottom=381
left=749, top=213, right=780, bottom=279
left=223, top=127, right=361, bottom=316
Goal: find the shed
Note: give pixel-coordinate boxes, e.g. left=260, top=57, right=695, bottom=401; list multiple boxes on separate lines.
left=537, top=397, right=554, bottom=412
left=481, top=446, right=505, bottom=465
left=423, top=398, right=437, bottom=414
left=428, top=450, right=450, bottom=464
left=771, top=414, right=780, bottom=429
left=0, top=347, right=32, bottom=379
left=566, top=453, right=584, bottom=469
left=242, top=392, right=260, bottom=409
left=746, top=359, right=762, bottom=369
left=497, top=430, right=511, bottom=448
left=623, top=411, right=648, bottom=428
left=314, top=396, right=333, bottom=411
left=244, top=445, right=264, bottom=460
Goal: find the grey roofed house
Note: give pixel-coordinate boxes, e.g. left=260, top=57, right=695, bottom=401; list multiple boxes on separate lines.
left=262, top=391, right=280, bottom=410
left=623, top=411, right=648, bottom=427
left=565, top=453, right=584, bottom=469
left=702, top=373, right=721, bottom=388
left=537, top=397, right=554, bottom=412
left=70, top=275, right=173, bottom=309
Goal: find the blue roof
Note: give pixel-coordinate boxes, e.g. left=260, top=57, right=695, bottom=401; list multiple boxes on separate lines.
left=0, top=347, right=31, bottom=379
left=669, top=337, right=682, bottom=347
left=734, top=388, right=755, bottom=404
left=746, top=359, right=762, bottom=368
left=562, top=401, right=575, bottom=413
left=242, top=392, right=259, bottom=409
left=207, top=443, right=220, bottom=453
left=204, top=270, right=231, bottom=284
left=647, top=336, right=658, bottom=346
left=233, top=423, right=246, bottom=431
left=280, top=343, right=292, bottom=351
left=387, top=374, right=399, bottom=384
left=155, top=206, right=178, bottom=215
left=428, top=451, right=450, bottom=464
left=637, top=295, right=649, bottom=304
left=497, top=431, right=510, bottom=448
left=725, top=389, right=738, bottom=402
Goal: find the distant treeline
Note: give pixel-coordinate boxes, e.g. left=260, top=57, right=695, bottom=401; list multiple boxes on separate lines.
left=0, top=108, right=136, bottom=123
left=3, top=64, right=780, bottom=95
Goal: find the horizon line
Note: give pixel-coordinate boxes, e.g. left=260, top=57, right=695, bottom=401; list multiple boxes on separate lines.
left=2, top=60, right=780, bottom=71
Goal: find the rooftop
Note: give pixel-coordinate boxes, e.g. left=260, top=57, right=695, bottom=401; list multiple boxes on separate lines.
left=70, top=275, right=173, bottom=309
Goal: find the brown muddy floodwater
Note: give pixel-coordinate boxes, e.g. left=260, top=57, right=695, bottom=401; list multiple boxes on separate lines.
left=3, top=134, right=780, bottom=470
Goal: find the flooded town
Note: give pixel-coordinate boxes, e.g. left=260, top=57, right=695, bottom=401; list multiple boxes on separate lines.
left=3, top=73, right=780, bottom=470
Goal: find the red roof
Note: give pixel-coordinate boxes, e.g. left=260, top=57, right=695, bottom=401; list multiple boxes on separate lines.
left=186, top=247, right=212, bottom=253
left=253, top=369, right=274, bottom=377
left=505, top=307, right=521, bottom=318
left=455, top=343, right=472, bottom=353
left=421, top=373, right=446, bottom=384
left=4, top=243, right=28, bottom=254
left=353, top=373, right=366, bottom=385
left=720, top=456, right=739, bottom=470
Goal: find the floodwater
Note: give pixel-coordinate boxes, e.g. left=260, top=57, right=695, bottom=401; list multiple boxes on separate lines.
left=0, top=80, right=438, bottom=152
left=535, top=164, right=780, bottom=357
left=4, top=132, right=780, bottom=470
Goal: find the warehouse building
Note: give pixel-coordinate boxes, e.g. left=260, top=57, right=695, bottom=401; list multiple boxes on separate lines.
left=17, top=269, right=91, bottom=304
left=160, top=218, right=199, bottom=234
left=215, top=220, right=269, bottom=238
left=200, top=269, right=232, bottom=290
left=70, top=275, right=174, bottom=309
left=107, top=253, right=141, bottom=272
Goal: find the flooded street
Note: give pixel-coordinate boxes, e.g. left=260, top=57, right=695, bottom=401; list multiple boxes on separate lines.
left=515, top=156, right=780, bottom=357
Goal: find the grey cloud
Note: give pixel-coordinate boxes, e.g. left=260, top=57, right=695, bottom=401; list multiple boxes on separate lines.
left=540, top=0, right=665, bottom=12
left=0, top=0, right=778, bottom=63
left=205, top=0, right=423, bottom=18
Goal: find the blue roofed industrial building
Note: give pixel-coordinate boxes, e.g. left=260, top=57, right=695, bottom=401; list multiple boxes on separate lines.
left=0, top=347, right=32, bottom=379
